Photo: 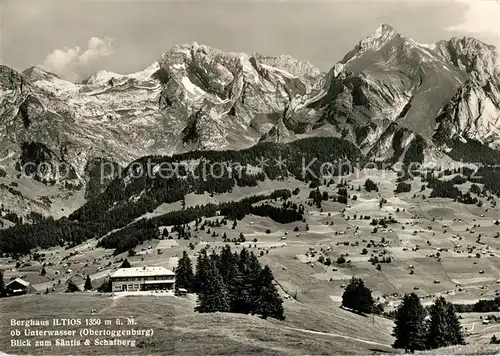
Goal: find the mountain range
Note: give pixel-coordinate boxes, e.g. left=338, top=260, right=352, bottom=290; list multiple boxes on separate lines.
left=0, top=23, right=499, bottom=216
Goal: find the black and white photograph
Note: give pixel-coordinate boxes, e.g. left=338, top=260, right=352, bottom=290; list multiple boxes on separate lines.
left=0, top=0, right=500, bottom=354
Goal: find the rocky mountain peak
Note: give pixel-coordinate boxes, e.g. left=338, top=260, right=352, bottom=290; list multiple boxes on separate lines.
left=434, top=37, right=499, bottom=80
left=1, top=65, right=28, bottom=86
left=251, top=53, right=322, bottom=78
left=432, top=37, right=500, bottom=149
left=22, top=66, right=60, bottom=83
left=0, top=29, right=499, bottom=209
left=340, top=24, right=415, bottom=65
left=360, top=23, right=401, bottom=48
left=0, top=66, right=31, bottom=125
left=366, top=23, right=398, bottom=44
left=448, top=36, right=496, bottom=53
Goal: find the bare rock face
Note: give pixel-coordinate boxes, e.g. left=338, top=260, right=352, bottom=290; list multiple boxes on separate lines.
left=433, top=38, right=500, bottom=149
left=0, top=46, right=323, bottom=192
left=288, top=24, right=500, bottom=164
left=1, top=64, right=163, bottom=184
left=433, top=37, right=499, bottom=80
left=0, top=66, right=31, bottom=128
left=157, top=42, right=323, bottom=150
left=309, top=24, right=469, bottom=162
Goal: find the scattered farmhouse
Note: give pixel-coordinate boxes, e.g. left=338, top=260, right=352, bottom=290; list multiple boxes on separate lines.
left=5, top=278, right=33, bottom=295
left=110, top=266, right=175, bottom=292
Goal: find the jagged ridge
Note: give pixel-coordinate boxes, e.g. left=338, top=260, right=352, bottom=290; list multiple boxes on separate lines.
left=0, top=23, right=499, bottom=218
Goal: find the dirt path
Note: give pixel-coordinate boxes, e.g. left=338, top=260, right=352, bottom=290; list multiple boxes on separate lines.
left=481, top=323, right=500, bottom=332
left=282, top=326, right=391, bottom=347
left=414, top=202, right=431, bottom=221
left=96, top=294, right=122, bottom=314
left=172, top=324, right=391, bottom=352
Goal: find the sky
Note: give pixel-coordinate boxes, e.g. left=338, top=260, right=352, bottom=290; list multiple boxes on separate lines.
left=0, top=0, right=499, bottom=82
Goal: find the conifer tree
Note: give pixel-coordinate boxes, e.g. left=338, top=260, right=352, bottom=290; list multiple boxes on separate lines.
left=97, top=278, right=112, bottom=293
left=254, top=266, right=285, bottom=320
left=226, top=261, right=244, bottom=312
left=194, top=249, right=209, bottom=294
left=426, top=297, right=464, bottom=349
left=445, top=300, right=465, bottom=346
left=217, top=246, right=243, bottom=312
left=84, top=275, right=93, bottom=291
left=120, top=259, right=131, bottom=268
left=65, top=279, right=80, bottom=293
left=195, top=259, right=230, bottom=313
left=364, top=179, right=378, bottom=192
left=175, top=251, right=195, bottom=292
left=341, top=277, right=374, bottom=314
left=246, top=251, right=262, bottom=279
left=392, top=293, right=427, bottom=352
left=237, top=249, right=262, bottom=314
left=209, top=250, right=219, bottom=264
left=217, top=245, right=235, bottom=281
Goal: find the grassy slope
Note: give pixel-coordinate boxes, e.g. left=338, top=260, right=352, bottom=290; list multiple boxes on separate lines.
left=0, top=293, right=394, bottom=355
left=2, top=171, right=500, bottom=354
left=418, top=344, right=500, bottom=355
left=0, top=165, right=86, bottom=219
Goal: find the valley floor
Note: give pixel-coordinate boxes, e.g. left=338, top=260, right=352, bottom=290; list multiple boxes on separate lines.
left=2, top=169, right=500, bottom=354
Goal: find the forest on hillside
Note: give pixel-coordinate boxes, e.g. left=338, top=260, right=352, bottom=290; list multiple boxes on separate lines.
left=0, top=137, right=360, bottom=255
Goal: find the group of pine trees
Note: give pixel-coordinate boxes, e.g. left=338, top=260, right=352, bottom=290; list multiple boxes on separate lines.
left=98, top=189, right=293, bottom=255
left=309, top=187, right=329, bottom=208
left=453, top=297, right=500, bottom=313
left=448, top=138, right=500, bottom=167
left=393, top=294, right=464, bottom=353
left=308, top=185, right=351, bottom=208
left=394, top=182, right=412, bottom=194
left=65, top=275, right=93, bottom=292
left=0, top=137, right=361, bottom=255
left=340, top=278, right=465, bottom=353
left=428, top=179, right=486, bottom=206
left=428, top=179, right=462, bottom=199
left=175, top=246, right=285, bottom=320
left=472, top=166, right=500, bottom=196
left=364, top=179, right=378, bottom=192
